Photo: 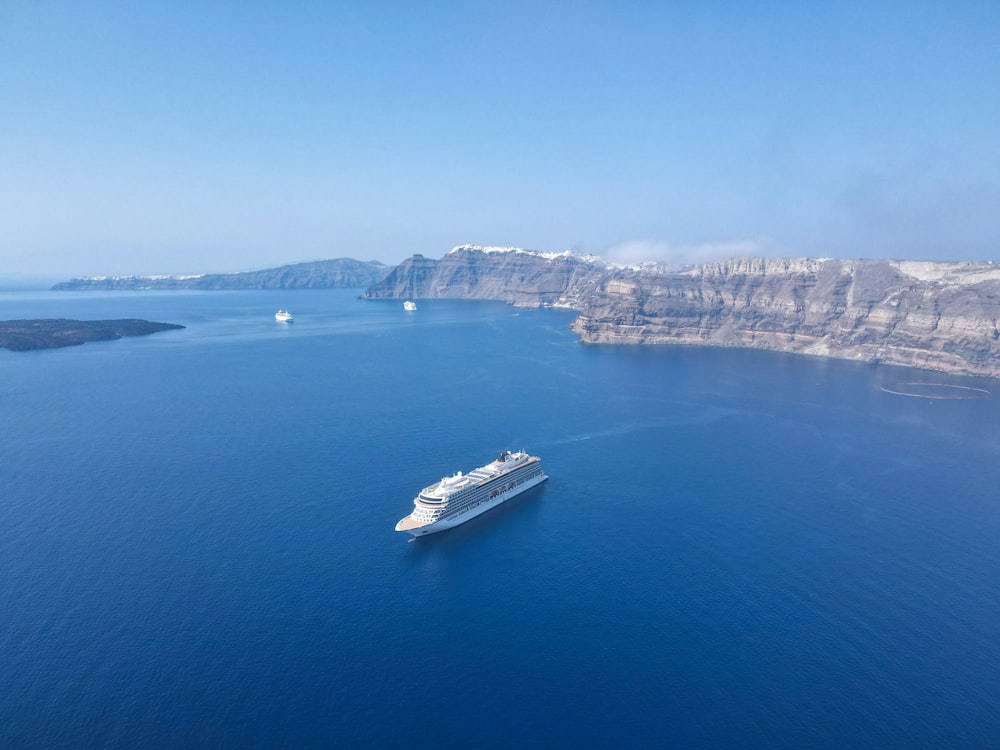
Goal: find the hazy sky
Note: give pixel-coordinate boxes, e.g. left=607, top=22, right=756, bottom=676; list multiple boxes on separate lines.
left=2, top=1, right=998, bottom=277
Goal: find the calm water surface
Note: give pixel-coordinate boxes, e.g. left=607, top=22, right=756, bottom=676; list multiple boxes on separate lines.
left=1, top=289, right=998, bottom=748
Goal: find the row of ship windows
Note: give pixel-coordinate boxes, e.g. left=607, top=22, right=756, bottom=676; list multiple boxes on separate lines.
left=443, top=470, right=543, bottom=518
left=417, top=466, right=543, bottom=513
left=453, top=469, right=541, bottom=504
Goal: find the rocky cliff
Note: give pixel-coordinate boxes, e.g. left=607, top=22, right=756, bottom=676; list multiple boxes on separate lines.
left=363, top=245, right=606, bottom=306
left=366, top=247, right=1000, bottom=378
left=571, top=258, right=1000, bottom=378
left=49, top=246, right=999, bottom=375
left=53, top=258, right=390, bottom=290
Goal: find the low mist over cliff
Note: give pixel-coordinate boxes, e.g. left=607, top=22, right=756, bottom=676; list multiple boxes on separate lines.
left=367, top=247, right=1000, bottom=378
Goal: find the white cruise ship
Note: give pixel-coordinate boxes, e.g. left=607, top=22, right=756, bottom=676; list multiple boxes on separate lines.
left=395, top=450, right=547, bottom=537
left=403, top=300, right=417, bottom=311
left=275, top=309, right=293, bottom=322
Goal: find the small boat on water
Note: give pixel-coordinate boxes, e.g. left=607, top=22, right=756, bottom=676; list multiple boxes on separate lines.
left=275, top=309, right=293, bottom=322
left=403, top=300, right=417, bottom=311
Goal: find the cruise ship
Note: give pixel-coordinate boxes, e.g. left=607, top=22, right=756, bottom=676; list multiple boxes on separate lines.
left=395, top=450, right=547, bottom=536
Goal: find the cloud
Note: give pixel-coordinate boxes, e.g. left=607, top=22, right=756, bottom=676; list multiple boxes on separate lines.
left=604, top=238, right=772, bottom=267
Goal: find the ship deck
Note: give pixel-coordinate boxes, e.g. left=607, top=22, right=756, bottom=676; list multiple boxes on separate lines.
left=396, top=515, right=430, bottom=532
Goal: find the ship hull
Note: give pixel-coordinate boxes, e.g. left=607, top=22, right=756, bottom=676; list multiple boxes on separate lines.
left=397, top=472, right=547, bottom=537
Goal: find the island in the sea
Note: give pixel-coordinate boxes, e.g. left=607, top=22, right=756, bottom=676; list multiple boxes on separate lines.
left=0, top=319, right=185, bottom=351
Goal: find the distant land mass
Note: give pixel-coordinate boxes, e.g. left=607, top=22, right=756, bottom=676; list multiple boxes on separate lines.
left=366, top=246, right=1000, bottom=378
left=53, top=245, right=1000, bottom=377
left=0, top=319, right=185, bottom=351
left=52, top=258, right=390, bottom=290
left=364, top=245, right=608, bottom=307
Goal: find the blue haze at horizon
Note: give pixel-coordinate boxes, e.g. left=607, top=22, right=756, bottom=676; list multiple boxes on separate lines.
left=1, top=289, right=998, bottom=748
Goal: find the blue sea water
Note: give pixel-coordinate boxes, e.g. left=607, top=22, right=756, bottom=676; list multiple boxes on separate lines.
left=1, top=289, right=999, bottom=748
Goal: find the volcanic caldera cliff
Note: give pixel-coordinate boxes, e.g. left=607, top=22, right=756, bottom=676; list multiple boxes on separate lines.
left=366, top=247, right=1000, bottom=378
left=571, top=257, right=1000, bottom=377
left=363, top=245, right=606, bottom=307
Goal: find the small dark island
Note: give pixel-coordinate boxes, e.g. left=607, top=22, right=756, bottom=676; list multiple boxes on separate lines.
left=0, top=319, right=185, bottom=352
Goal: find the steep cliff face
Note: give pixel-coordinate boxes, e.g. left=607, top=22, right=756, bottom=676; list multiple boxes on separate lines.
left=364, top=249, right=999, bottom=376
left=571, top=258, right=1000, bottom=377
left=363, top=246, right=605, bottom=306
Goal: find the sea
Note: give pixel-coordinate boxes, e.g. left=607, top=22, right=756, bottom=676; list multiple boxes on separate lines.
left=1, top=288, right=998, bottom=749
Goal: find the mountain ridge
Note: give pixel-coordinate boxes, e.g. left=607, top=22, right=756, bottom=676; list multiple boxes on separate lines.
left=52, top=258, right=390, bottom=290
left=52, top=246, right=1000, bottom=377
left=367, top=246, right=1000, bottom=378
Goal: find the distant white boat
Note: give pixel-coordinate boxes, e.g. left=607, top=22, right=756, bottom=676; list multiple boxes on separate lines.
left=275, top=309, right=293, bottom=322
left=403, top=300, right=417, bottom=311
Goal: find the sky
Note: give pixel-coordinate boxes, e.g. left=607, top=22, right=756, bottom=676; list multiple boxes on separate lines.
left=1, top=1, right=998, bottom=278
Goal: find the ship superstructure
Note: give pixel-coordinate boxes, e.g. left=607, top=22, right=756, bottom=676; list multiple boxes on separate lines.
left=395, top=450, right=547, bottom=536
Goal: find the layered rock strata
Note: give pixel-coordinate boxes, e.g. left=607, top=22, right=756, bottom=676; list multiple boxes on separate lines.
left=367, top=247, right=1000, bottom=378
left=363, top=246, right=606, bottom=307
left=572, top=258, right=1000, bottom=378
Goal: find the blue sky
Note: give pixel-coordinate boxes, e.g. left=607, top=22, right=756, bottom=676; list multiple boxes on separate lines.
left=1, top=1, right=998, bottom=276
